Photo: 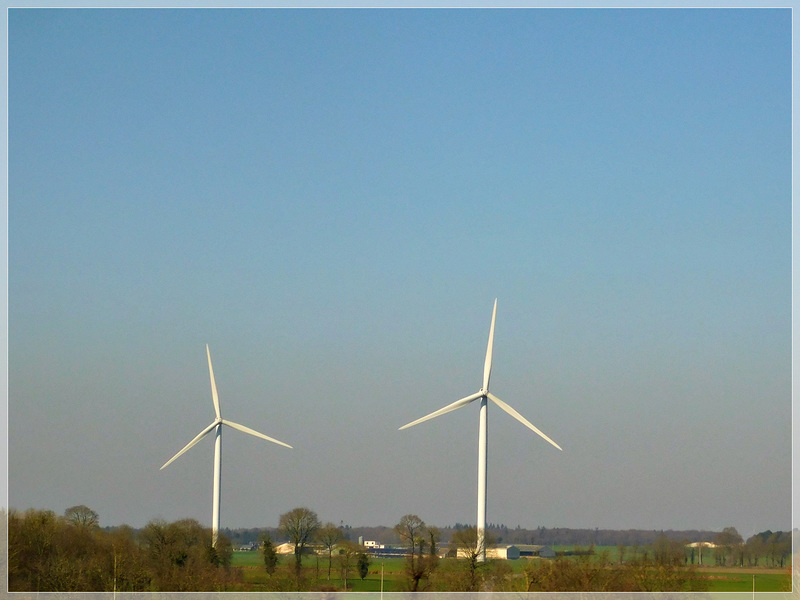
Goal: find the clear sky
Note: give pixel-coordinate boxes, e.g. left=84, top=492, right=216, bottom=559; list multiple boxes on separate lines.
left=7, top=7, right=792, bottom=538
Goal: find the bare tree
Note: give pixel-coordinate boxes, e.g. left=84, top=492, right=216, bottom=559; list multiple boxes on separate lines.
left=394, top=514, right=437, bottom=591
left=336, top=539, right=361, bottom=590
left=713, top=527, right=742, bottom=567
left=316, top=522, right=343, bottom=580
left=278, top=507, right=320, bottom=574
left=449, top=526, right=496, bottom=591
left=64, top=505, right=99, bottom=529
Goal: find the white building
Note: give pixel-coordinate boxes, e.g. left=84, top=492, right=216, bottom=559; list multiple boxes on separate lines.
left=487, top=545, right=521, bottom=560
left=455, top=544, right=555, bottom=560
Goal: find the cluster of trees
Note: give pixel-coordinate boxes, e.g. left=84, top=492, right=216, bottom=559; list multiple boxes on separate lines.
left=6, top=505, right=794, bottom=593
left=710, top=527, right=791, bottom=568
left=252, top=512, right=526, bottom=592
left=8, top=506, right=236, bottom=592
left=222, top=521, right=792, bottom=556
left=447, top=523, right=720, bottom=547
left=523, top=545, right=708, bottom=592
left=384, top=522, right=711, bottom=592
left=256, top=507, right=371, bottom=591
left=224, top=522, right=738, bottom=550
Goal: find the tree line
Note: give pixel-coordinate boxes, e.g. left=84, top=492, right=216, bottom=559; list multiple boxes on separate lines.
left=706, top=526, right=791, bottom=568
left=6, top=505, right=372, bottom=592
left=5, top=505, right=793, bottom=592
left=224, top=522, right=734, bottom=548
left=8, top=506, right=236, bottom=592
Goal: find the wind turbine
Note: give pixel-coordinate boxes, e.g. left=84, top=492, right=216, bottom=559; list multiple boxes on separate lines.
left=161, top=345, right=292, bottom=546
left=399, top=299, right=562, bottom=561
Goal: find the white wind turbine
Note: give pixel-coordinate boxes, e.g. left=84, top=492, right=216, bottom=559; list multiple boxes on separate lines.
left=399, top=299, right=562, bottom=561
left=161, top=345, right=292, bottom=546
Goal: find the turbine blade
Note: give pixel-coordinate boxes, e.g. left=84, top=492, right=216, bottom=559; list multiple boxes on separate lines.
left=221, top=418, right=293, bottom=449
left=160, top=421, right=219, bottom=470
left=399, top=391, right=484, bottom=430
left=207, top=345, right=221, bottom=419
left=487, top=392, right=562, bottom=451
left=482, top=299, right=498, bottom=391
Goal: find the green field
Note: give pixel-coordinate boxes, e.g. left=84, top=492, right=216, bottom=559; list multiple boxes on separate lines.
left=231, top=551, right=792, bottom=592
left=231, top=552, right=408, bottom=591
left=698, top=569, right=791, bottom=593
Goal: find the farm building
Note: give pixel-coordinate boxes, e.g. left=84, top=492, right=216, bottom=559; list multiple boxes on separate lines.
left=517, top=544, right=556, bottom=558
left=453, top=545, right=518, bottom=559
left=686, top=541, right=717, bottom=548
left=487, top=545, right=521, bottom=560
left=238, top=542, right=259, bottom=551
left=454, top=544, right=556, bottom=560
left=274, top=542, right=316, bottom=555
left=275, top=542, right=294, bottom=554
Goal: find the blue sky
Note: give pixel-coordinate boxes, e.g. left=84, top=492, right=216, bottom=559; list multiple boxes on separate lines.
left=7, top=8, right=792, bottom=536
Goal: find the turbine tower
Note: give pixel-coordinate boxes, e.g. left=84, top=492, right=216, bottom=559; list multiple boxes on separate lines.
left=399, top=299, right=562, bottom=561
left=161, top=345, right=292, bottom=546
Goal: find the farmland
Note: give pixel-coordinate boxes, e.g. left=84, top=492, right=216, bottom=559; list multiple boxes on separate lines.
left=229, top=548, right=793, bottom=593
left=7, top=508, right=793, bottom=593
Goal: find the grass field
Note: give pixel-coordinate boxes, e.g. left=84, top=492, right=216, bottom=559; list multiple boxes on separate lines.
left=230, top=553, right=408, bottom=591
left=231, top=551, right=792, bottom=592
left=698, top=569, right=790, bottom=593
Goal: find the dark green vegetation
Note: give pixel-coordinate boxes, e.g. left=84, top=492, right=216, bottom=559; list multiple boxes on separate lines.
left=5, top=506, right=793, bottom=592
left=7, top=507, right=237, bottom=592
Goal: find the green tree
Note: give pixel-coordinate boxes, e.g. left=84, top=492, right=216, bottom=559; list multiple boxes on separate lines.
left=428, top=526, right=441, bottom=557
left=278, top=507, right=320, bottom=574
left=260, top=534, right=279, bottom=575
left=358, top=551, right=371, bottom=580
